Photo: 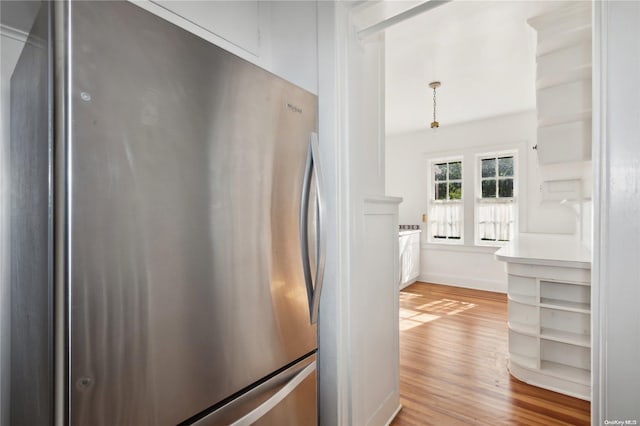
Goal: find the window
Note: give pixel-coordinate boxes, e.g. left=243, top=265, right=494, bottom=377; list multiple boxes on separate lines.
left=433, top=161, right=462, bottom=201
left=429, top=160, right=463, bottom=242
left=481, top=156, right=514, bottom=198
left=476, top=154, right=516, bottom=244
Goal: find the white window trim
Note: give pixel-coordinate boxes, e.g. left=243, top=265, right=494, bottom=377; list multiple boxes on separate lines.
left=474, top=150, right=519, bottom=247
left=427, top=156, right=464, bottom=245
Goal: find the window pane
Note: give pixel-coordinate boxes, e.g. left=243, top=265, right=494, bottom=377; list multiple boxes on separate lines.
left=448, top=161, right=462, bottom=180
left=498, top=178, right=514, bottom=197
left=481, top=158, right=496, bottom=178
left=435, top=183, right=447, bottom=200
left=498, top=156, right=514, bottom=177
left=482, top=179, right=496, bottom=198
left=434, top=163, right=447, bottom=181
left=449, top=182, right=462, bottom=199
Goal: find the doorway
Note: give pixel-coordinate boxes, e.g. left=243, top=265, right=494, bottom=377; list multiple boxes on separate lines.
left=354, top=0, right=595, bottom=423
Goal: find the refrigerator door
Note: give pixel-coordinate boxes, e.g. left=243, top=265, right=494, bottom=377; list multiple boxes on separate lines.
left=67, top=2, right=318, bottom=425
left=8, top=3, right=54, bottom=425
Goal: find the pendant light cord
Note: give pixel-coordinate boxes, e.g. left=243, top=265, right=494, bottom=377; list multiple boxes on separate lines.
left=433, top=87, right=437, bottom=123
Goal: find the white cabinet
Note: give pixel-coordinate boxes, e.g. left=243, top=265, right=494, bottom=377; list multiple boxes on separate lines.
left=399, top=230, right=420, bottom=289
left=528, top=3, right=592, bottom=165
left=496, top=234, right=591, bottom=400
left=151, top=1, right=261, bottom=55
left=130, top=0, right=318, bottom=94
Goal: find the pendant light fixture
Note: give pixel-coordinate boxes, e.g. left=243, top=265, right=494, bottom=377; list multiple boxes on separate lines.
left=429, top=81, right=441, bottom=129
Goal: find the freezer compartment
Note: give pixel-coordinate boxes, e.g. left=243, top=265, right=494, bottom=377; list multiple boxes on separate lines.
left=192, top=352, right=317, bottom=426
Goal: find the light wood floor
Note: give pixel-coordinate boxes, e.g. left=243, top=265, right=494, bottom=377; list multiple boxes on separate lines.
left=391, top=282, right=590, bottom=426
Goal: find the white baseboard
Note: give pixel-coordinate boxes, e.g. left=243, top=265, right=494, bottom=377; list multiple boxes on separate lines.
left=418, top=272, right=507, bottom=293
left=384, top=404, right=402, bottom=426
left=364, top=387, right=400, bottom=426
left=399, top=277, right=417, bottom=290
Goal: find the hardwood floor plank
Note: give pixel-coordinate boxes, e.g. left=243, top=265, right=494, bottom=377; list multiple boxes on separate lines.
left=392, top=282, right=590, bottom=426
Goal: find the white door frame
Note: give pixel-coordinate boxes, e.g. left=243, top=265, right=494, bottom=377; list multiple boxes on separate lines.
left=591, top=1, right=604, bottom=422
left=352, top=1, right=606, bottom=424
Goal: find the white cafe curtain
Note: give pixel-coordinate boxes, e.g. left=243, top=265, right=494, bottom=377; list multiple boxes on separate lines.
left=429, top=203, right=462, bottom=239
left=478, top=202, right=514, bottom=241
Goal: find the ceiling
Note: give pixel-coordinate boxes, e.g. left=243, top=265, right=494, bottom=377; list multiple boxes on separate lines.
left=385, top=0, right=574, bottom=136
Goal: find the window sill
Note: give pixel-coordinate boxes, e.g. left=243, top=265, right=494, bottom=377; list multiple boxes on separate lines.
left=427, top=239, right=464, bottom=247
left=423, top=242, right=501, bottom=255
left=476, top=240, right=509, bottom=248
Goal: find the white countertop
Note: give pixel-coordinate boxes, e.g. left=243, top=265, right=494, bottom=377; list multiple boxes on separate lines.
left=495, top=233, right=591, bottom=269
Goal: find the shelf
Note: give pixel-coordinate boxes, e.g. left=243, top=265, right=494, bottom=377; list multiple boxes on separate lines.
left=540, top=327, right=590, bottom=347
left=509, top=331, right=538, bottom=365
left=537, top=71, right=592, bottom=91
left=510, top=353, right=538, bottom=370
left=509, top=321, right=538, bottom=336
left=541, top=278, right=591, bottom=287
left=540, top=308, right=589, bottom=344
left=540, top=361, right=590, bottom=385
left=540, top=280, right=590, bottom=300
left=540, top=298, right=590, bottom=313
left=509, top=302, right=538, bottom=333
left=508, top=294, right=537, bottom=305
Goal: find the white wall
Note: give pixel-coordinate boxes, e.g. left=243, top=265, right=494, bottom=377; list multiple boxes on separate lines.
left=386, top=111, right=590, bottom=293
left=593, top=1, right=640, bottom=422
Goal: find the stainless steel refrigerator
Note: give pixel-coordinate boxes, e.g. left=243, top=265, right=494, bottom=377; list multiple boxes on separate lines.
left=9, top=1, right=324, bottom=425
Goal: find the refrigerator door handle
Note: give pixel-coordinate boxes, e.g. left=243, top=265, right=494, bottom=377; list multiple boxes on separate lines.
left=300, top=133, right=326, bottom=324
left=228, top=361, right=316, bottom=426
left=310, top=132, right=326, bottom=325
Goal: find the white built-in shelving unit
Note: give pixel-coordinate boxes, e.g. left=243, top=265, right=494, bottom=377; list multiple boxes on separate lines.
left=496, top=233, right=591, bottom=400
left=528, top=2, right=592, bottom=165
